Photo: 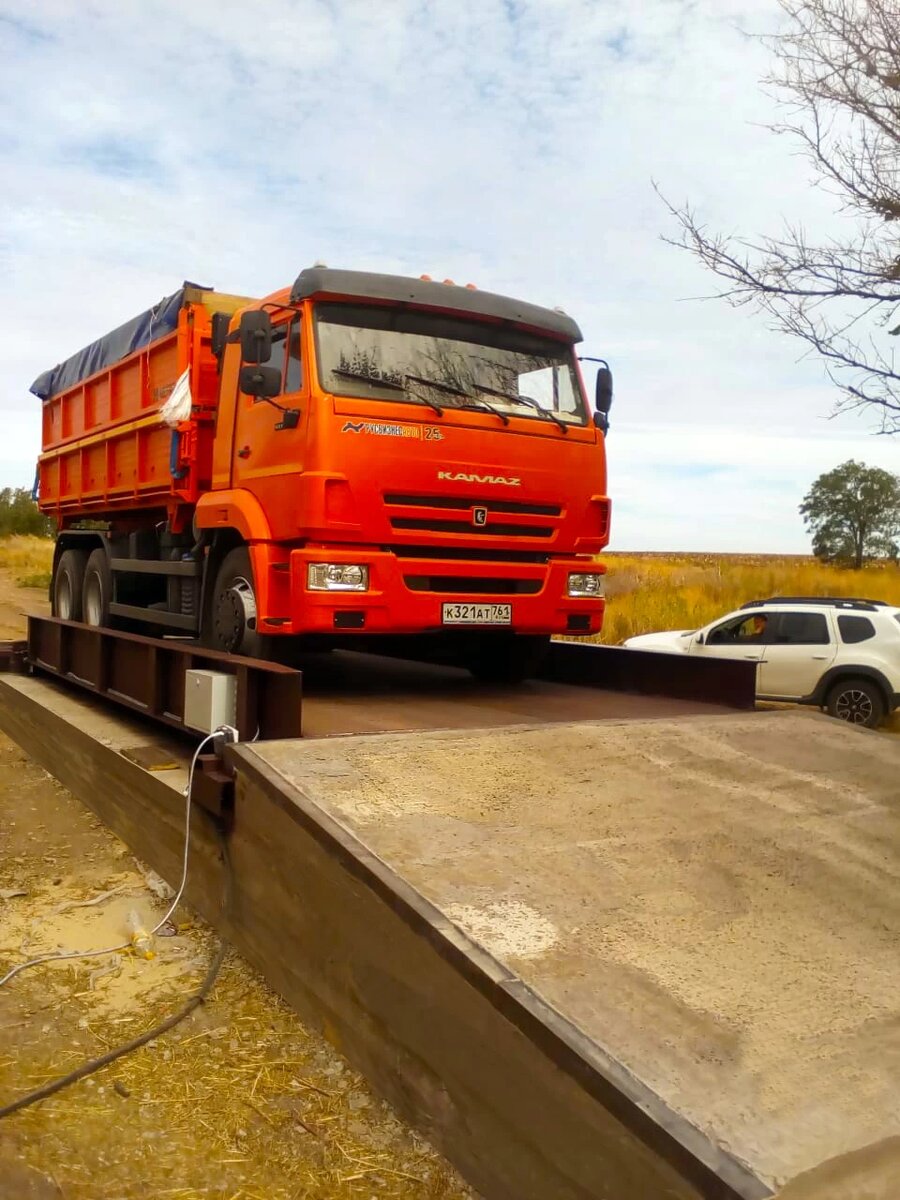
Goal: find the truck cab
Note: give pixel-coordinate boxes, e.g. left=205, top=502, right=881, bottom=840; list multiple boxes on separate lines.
left=197, top=269, right=611, bottom=674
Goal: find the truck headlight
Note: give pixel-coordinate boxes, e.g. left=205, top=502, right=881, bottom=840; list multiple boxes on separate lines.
left=307, top=563, right=369, bottom=592
left=567, top=572, right=605, bottom=598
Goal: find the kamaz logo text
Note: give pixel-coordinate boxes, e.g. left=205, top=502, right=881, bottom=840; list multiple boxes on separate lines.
left=437, top=471, right=521, bottom=486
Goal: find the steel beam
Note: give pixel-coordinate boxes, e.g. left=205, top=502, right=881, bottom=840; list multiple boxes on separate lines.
left=23, top=615, right=302, bottom=741
left=538, top=642, right=758, bottom=708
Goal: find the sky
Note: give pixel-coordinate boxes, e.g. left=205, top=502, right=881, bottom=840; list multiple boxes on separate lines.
left=1, top=0, right=897, bottom=552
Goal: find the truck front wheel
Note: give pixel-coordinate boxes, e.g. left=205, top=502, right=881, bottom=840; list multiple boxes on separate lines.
left=52, top=549, right=87, bottom=621
left=467, top=634, right=549, bottom=684
left=207, top=547, right=263, bottom=658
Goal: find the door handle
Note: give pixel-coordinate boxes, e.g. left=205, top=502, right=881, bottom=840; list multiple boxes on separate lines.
left=237, top=445, right=251, bottom=459
left=812, top=654, right=829, bottom=660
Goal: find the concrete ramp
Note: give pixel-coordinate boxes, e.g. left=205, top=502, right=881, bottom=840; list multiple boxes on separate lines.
left=242, top=712, right=900, bottom=1199
left=2, top=669, right=898, bottom=1200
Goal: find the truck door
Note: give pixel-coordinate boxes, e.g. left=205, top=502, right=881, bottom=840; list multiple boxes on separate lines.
left=231, top=313, right=307, bottom=538
left=756, top=611, right=837, bottom=699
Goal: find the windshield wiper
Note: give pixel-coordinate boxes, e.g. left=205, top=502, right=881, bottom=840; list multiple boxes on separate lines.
left=333, top=368, right=405, bottom=391
left=405, top=373, right=466, bottom=398
left=474, top=384, right=569, bottom=433
left=332, top=368, right=444, bottom=416
left=455, top=399, right=510, bottom=426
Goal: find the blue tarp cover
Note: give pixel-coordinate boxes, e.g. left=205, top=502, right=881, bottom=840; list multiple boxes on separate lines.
left=30, top=281, right=209, bottom=401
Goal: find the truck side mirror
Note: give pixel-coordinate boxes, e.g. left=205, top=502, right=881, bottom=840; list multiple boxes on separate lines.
left=595, top=365, right=613, bottom=416
left=240, top=365, right=282, bottom=399
left=239, top=311, right=273, bottom=364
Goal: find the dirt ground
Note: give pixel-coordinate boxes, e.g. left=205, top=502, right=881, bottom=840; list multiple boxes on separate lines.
left=0, top=573, right=472, bottom=1200
left=0, top=574, right=48, bottom=639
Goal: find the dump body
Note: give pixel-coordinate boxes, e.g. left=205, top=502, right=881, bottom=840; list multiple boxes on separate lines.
left=36, top=285, right=250, bottom=517
left=34, top=270, right=611, bottom=652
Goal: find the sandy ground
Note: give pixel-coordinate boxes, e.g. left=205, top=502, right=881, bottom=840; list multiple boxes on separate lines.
left=0, top=574, right=48, bottom=639
left=0, top=573, right=472, bottom=1200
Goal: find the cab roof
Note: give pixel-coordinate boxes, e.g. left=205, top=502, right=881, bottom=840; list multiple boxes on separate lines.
left=289, top=267, right=583, bottom=344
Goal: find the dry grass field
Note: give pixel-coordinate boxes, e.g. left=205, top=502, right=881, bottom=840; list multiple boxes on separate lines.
left=0, top=533, right=53, bottom=588
left=1, top=537, right=898, bottom=645
left=599, top=552, right=900, bottom=645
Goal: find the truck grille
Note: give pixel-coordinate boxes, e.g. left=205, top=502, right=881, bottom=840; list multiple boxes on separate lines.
left=384, top=493, right=561, bottom=516
left=404, top=575, right=542, bottom=595
left=384, top=492, right=562, bottom=541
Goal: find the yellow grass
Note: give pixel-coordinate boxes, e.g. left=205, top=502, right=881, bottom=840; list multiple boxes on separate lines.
left=0, top=534, right=54, bottom=588
left=598, top=552, right=900, bottom=646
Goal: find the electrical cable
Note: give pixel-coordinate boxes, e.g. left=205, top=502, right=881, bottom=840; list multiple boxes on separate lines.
left=0, top=826, right=233, bottom=1120
left=0, top=731, right=220, bottom=991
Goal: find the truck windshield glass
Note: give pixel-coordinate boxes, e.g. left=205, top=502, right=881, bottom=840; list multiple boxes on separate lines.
left=314, top=302, right=586, bottom=425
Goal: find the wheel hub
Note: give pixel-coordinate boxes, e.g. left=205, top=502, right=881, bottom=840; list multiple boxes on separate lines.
left=834, top=688, right=873, bottom=724
left=213, top=576, right=257, bottom=654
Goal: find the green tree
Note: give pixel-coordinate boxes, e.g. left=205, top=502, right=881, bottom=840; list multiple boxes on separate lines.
left=800, top=460, right=900, bottom=566
left=0, top=488, right=55, bottom=537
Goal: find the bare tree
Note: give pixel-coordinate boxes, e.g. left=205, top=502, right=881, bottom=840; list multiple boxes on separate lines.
left=663, top=0, right=900, bottom=433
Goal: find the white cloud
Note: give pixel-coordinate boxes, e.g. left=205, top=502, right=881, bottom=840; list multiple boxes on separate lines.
left=1, top=0, right=897, bottom=550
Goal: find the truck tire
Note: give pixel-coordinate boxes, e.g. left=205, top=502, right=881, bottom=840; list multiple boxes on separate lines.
left=467, top=634, right=549, bottom=684
left=82, top=549, right=112, bottom=628
left=207, top=547, right=264, bottom=658
left=825, top=677, right=885, bottom=729
left=52, top=549, right=87, bottom=621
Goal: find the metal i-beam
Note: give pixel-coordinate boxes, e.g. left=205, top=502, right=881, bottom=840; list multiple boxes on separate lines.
left=23, top=615, right=302, bottom=741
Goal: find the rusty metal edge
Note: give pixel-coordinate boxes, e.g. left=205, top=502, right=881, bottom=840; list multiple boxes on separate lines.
left=539, top=642, right=758, bottom=709
left=233, top=742, right=772, bottom=1200
left=0, top=640, right=28, bottom=674
left=22, top=615, right=302, bottom=741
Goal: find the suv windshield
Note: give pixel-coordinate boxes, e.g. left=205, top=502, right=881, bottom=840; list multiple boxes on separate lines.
left=314, top=302, right=587, bottom=425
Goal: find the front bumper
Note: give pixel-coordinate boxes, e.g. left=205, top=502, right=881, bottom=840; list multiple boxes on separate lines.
left=262, top=547, right=605, bottom=636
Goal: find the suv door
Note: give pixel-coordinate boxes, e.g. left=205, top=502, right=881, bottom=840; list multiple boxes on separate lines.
left=756, top=610, right=837, bottom=699
left=689, top=611, right=773, bottom=678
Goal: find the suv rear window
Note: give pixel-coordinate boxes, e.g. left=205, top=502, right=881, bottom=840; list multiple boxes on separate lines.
left=774, top=612, right=830, bottom=645
left=838, top=614, right=876, bottom=644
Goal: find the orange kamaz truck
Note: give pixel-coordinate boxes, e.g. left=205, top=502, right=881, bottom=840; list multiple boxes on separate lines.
left=34, top=268, right=612, bottom=679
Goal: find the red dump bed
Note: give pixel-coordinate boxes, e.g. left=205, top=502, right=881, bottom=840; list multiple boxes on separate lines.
left=35, top=286, right=249, bottom=519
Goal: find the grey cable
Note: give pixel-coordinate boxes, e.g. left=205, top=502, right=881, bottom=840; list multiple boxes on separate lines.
left=0, top=731, right=219, bottom=990
left=0, top=825, right=233, bottom=1120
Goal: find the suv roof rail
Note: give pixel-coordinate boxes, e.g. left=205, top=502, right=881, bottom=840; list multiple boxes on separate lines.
left=740, top=596, right=887, bottom=612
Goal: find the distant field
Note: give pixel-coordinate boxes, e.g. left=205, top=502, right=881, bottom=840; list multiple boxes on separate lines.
left=0, top=534, right=53, bottom=589
left=2, top=538, right=898, bottom=635
left=598, top=552, right=900, bottom=645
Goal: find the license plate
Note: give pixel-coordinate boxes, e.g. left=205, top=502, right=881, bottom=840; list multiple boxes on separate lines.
left=442, top=602, right=512, bottom=625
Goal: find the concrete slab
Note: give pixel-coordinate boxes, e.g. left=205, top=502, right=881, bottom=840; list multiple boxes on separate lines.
left=249, top=711, right=900, bottom=1195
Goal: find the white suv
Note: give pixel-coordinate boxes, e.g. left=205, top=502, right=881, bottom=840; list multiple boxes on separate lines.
left=624, top=596, right=900, bottom=729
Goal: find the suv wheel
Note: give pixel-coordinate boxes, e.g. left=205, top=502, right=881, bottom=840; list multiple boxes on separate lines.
left=825, top=677, right=885, bottom=729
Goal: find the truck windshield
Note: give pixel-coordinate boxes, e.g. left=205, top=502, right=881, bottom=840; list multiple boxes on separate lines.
left=314, top=302, right=587, bottom=425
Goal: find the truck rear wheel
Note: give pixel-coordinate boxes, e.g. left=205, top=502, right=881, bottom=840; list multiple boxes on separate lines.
left=82, top=549, right=112, bottom=628
left=52, top=549, right=87, bottom=621
left=467, top=634, right=549, bottom=684
left=207, top=547, right=263, bottom=658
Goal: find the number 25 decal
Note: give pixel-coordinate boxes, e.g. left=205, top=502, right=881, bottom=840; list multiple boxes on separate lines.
left=424, top=426, right=444, bottom=441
